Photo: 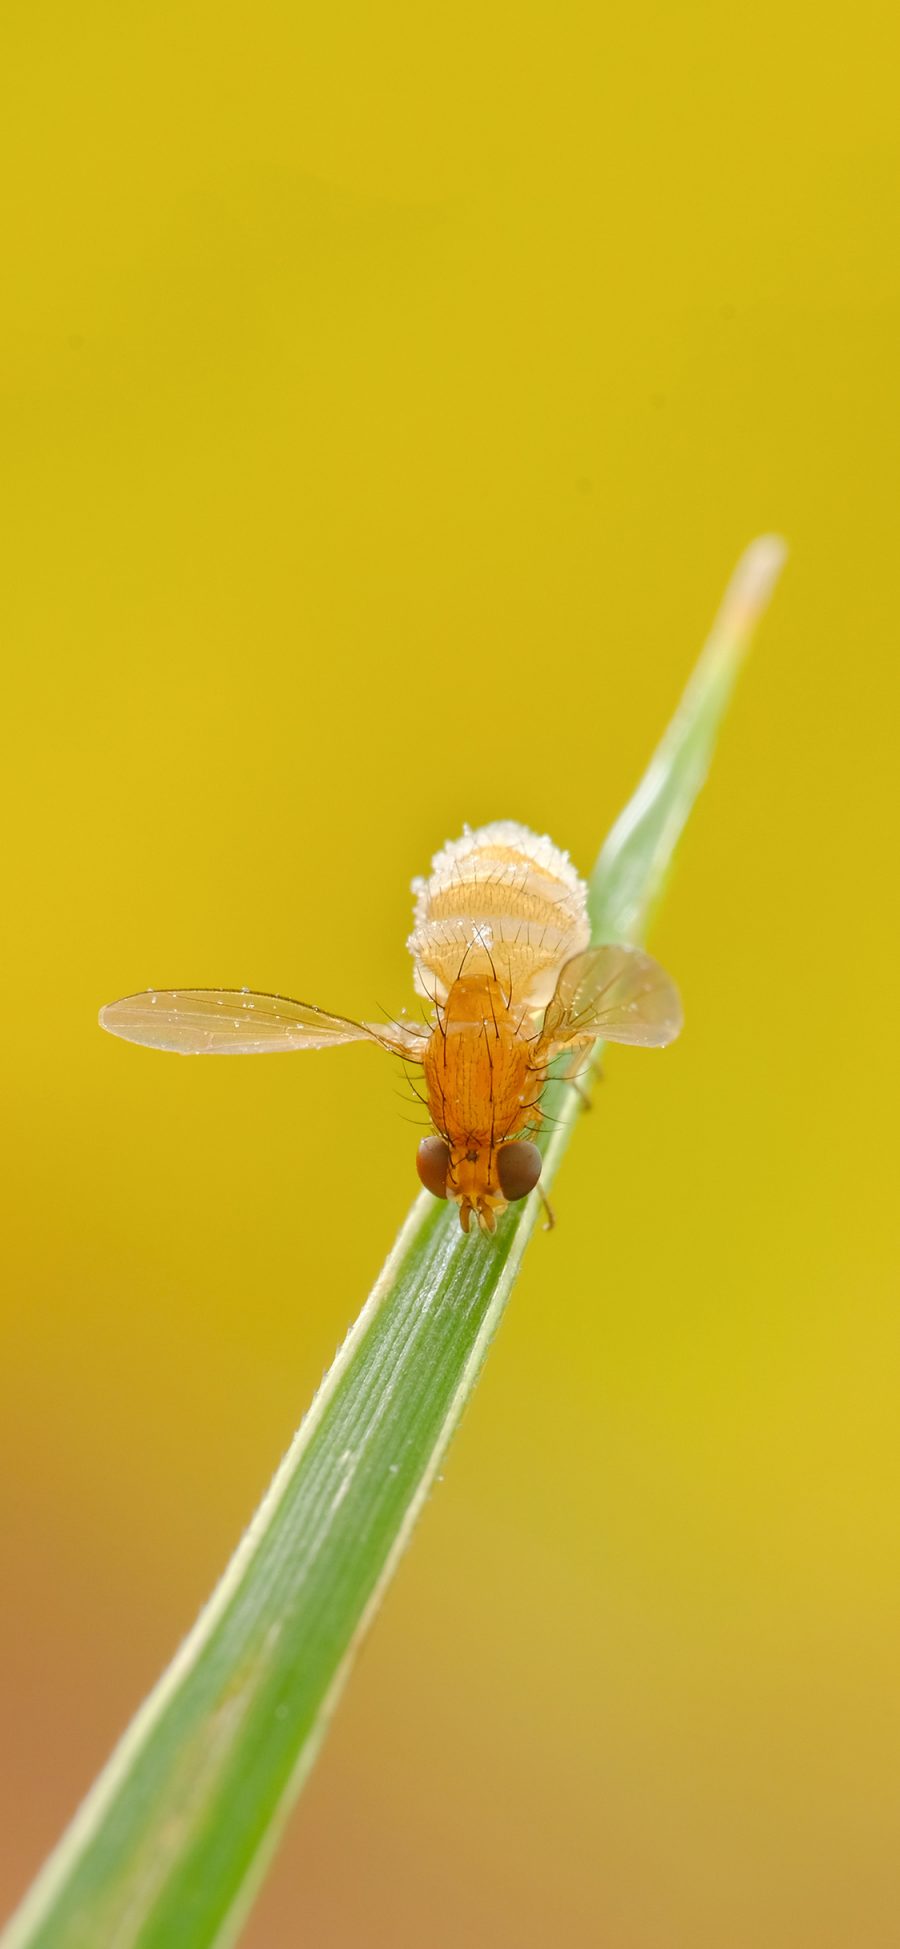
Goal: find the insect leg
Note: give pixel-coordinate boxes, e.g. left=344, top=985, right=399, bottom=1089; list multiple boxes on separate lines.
left=555, top=1044, right=604, bottom=1109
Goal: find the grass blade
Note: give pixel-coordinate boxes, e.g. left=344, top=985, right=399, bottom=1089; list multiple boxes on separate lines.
left=1, top=536, right=786, bottom=1949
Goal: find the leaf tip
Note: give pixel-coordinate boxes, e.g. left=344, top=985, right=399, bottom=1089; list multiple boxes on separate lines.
left=720, top=533, right=789, bottom=634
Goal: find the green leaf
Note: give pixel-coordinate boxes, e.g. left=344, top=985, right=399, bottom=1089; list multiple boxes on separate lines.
left=2, top=536, right=787, bottom=1949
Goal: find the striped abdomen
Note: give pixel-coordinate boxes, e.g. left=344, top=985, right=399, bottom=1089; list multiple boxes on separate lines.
left=408, top=820, right=590, bottom=1009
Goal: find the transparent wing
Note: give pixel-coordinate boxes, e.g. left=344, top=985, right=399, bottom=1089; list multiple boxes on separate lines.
left=540, top=944, right=683, bottom=1052
left=99, top=989, right=428, bottom=1059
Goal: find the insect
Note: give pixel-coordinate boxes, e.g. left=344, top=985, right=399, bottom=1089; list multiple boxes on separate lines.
left=100, top=821, right=682, bottom=1235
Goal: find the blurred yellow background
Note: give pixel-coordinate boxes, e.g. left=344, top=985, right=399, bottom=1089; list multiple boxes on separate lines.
left=1, top=5, right=898, bottom=1945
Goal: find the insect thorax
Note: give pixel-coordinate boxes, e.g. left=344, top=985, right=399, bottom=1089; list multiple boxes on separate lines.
left=422, top=976, right=543, bottom=1152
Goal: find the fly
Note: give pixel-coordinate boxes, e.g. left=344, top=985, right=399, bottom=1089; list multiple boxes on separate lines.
left=100, top=822, right=682, bottom=1235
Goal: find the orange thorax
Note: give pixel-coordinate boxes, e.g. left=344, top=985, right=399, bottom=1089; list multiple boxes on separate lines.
left=422, top=977, right=543, bottom=1227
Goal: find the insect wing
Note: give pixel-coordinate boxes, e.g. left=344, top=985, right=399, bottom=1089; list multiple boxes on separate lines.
left=99, top=989, right=427, bottom=1059
left=541, top=944, right=683, bottom=1051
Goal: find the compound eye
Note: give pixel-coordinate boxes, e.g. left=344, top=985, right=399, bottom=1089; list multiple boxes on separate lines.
left=416, top=1135, right=450, bottom=1199
left=497, top=1140, right=542, bottom=1202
